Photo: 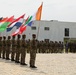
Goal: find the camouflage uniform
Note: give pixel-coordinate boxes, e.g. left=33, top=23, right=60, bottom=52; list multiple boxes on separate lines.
left=30, top=34, right=37, bottom=68
left=20, top=34, right=27, bottom=65
left=2, top=36, right=6, bottom=59
left=6, top=36, right=11, bottom=60
left=0, top=37, right=2, bottom=58
left=11, top=36, right=16, bottom=61
left=51, top=41, right=54, bottom=53
left=48, top=41, right=52, bottom=53
left=15, top=34, right=21, bottom=63
left=65, top=41, right=69, bottom=53
left=26, top=39, right=30, bottom=53
left=42, top=41, right=45, bottom=53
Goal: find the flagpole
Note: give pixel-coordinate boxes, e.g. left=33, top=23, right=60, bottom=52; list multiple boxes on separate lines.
left=37, top=21, right=40, bottom=40
left=36, top=2, right=43, bottom=40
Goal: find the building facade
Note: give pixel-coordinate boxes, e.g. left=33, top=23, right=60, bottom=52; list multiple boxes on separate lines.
left=1, top=20, right=76, bottom=42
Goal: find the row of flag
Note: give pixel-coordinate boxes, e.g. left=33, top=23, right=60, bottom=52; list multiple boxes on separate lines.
left=0, top=2, right=43, bottom=36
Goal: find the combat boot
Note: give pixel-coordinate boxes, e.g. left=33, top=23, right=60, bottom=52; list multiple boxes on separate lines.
left=30, top=65, right=37, bottom=68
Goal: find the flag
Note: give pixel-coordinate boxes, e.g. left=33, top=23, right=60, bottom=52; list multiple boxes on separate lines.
left=7, top=14, right=25, bottom=32
left=0, top=17, right=8, bottom=22
left=12, top=24, right=27, bottom=36
left=36, top=2, right=43, bottom=20
left=14, top=16, right=33, bottom=35
left=12, top=27, right=20, bottom=36
left=25, top=16, right=33, bottom=26
left=19, top=24, right=27, bottom=34
left=11, top=17, right=28, bottom=36
left=0, top=16, right=14, bottom=32
left=8, top=14, right=25, bottom=27
left=12, top=3, right=43, bottom=35
left=26, top=3, right=43, bottom=26
left=0, top=17, right=8, bottom=26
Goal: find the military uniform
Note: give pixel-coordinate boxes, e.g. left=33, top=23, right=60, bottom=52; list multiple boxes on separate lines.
left=2, top=36, right=6, bottom=59
left=27, top=39, right=30, bottom=53
left=0, top=37, right=2, bottom=58
left=11, top=36, right=16, bottom=61
left=20, top=34, right=27, bottom=65
left=29, top=34, right=37, bottom=68
left=65, top=41, right=69, bottom=53
left=6, top=36, right=11, bottom=60
left=15, top=34, right=21, bottom=63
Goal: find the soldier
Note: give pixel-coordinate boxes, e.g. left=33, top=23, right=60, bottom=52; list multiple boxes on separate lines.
left=29, top=34, right=37, bottom=68
left=15, top=34, right=21, bottom=63
left=2, top=36, right=6, bottom=59
left=6, top=36, right=11, bottom=60
left=65, top=41, right=69, bottom=53
left=0, top=36, right=2, bottom=58
left=51, top=41, right=54, bottom=53
left=26, top=39, right=30, bottom=53
left=20, top=34, right=27, bottom=65
left=11, top=35, right=16, bottom=61
left=48, top=41, right=52, bottom=53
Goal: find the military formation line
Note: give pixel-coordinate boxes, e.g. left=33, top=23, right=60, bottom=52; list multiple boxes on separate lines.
left=0, top=34, right=75, bottom=68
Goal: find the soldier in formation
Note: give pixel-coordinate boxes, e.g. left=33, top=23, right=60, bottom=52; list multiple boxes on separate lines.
left=15, top=34, right=21, bottom=63
left=2, top=36, right=6, bottom=59
left=1, top=34, right=76, bottom=69
left=20, top=34, right=27, bottom=65
left=29, top=34, right=37, bottom=68
left=11, top=35, right=16, bottom=61
left=0, top=36, right=2, bottom=58
left=6, top=36, right=11, bottom=60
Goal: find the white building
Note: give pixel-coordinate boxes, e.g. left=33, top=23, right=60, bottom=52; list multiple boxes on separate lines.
left=1, top=20, right=76, bottom=42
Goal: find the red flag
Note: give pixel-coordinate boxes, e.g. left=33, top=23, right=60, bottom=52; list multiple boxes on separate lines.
left=8, top=14, right=25, bottom=27
left=12, top=24, right=27, bottom=36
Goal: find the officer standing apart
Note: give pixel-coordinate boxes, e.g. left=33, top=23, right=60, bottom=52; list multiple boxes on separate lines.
left=29, top=34, right=37, bottom=68
left=20, top=34, right=27, bottom=65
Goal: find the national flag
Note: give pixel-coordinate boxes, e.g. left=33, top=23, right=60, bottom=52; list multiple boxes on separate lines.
left=0, top=17, right=8, bottom=26
left=12, top=3, right=43, bottom=35
left=19, top=24, right=27, bottom=34
left=0, top=17, right=8, bottom=23
left=0, top=16, right=14, bottom=32
left=7, top=14, right=25, bottom=32
left=36, top=2, right=43, bottom=20
left=11, top=17, right=28, bottom=36
left=25, top=2, right=43, bottom=27
left=12, top=24, right=27, bottom=36
left=13, top=16, right=33, bottom=35
left=12, top=27, right=20, bottom=36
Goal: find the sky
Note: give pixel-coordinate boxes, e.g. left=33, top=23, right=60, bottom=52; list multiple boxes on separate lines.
left=0, top=0, right=76, bottom=22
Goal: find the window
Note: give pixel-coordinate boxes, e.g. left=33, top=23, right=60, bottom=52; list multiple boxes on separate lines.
left=44, top=27, right=49, bottom=31
left=65, top=28, right=69, bottom=36
left=31, top=26, right=36, bottom=30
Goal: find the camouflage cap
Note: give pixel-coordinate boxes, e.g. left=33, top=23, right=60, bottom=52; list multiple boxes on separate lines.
left=8, top=36, right=11, bottom=39
left=17, top=34, right=21, bottom=38
left=32, top=34, right=36, bottom=38
left=22, top=34, right=26, bottom=38
left=12, top=35, right=15, bottom=38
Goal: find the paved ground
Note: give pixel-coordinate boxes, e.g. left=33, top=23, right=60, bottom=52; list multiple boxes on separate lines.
left=0, top=53, right=76, bottom=75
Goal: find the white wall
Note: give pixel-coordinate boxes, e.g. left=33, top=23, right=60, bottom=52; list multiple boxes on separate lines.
left=1, top=20, right=76, bottom=41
